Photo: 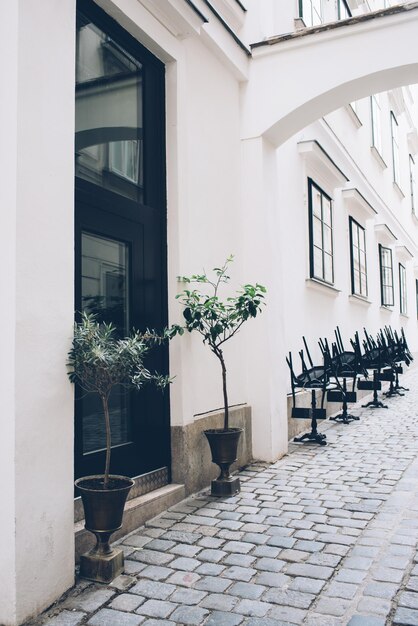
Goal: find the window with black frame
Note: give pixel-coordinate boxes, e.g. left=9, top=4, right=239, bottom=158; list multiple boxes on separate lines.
left=399, top=263, right=407, bottom=315
left=349, top=217, right=367, bottom=297
left=308, top=179, right=334, bottom=285
left=379, top=244, right=394, bottom=307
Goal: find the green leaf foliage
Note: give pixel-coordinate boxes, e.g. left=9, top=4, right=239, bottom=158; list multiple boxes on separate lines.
left=173, top=257, right=266, bottom=431
left=67, top=312, right=171, bottom=400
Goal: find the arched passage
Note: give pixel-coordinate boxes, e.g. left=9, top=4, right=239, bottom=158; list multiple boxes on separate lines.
left=241, top=3, right=418, bottom=147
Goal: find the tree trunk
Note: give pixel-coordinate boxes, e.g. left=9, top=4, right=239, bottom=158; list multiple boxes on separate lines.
left=218, top=349, right=229, bottom=431
left=102, top=394, right=112, bottom=488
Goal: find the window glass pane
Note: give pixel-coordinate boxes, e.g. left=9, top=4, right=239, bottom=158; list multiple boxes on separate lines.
left=313, top=216, right=322, bottom=247
left=323, top=225, right=332, bottom=254
left=313, top=246, right=323, bottom=278
left=360, top=273, right=367, bottom=296
left=352, top=223, right=359, bottom=247
left=81, top=232, right=132, bottom=453
left=360, top=250, right=366, bottom=273
left=75, top=13, right=144, bottom=203
left=312, top=188, right=322, bottom=217
left=324, top=254, right=333, bottom=283
left=354, top=269, right=360, bottom=294
left=323, top=198, right=332, bottom=226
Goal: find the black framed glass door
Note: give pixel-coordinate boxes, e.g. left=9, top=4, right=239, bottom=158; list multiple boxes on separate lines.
left=74, top=0, right=169, bottom=481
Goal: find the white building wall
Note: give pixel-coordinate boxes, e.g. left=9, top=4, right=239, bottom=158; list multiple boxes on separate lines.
left=2, top=0, right=418, bottom=623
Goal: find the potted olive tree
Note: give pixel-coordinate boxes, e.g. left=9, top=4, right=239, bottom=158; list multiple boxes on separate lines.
left=67, top=312, right=170, bottom=582
left=174, top=256, right=266, bottom=496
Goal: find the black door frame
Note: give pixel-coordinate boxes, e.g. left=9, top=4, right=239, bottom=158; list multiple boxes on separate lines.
left=74, top=0, right=170, bottom=482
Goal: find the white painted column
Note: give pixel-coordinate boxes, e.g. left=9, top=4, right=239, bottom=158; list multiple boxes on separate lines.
left=240, top=135, right=289, bottom=462
left=0, top=2, right=76, bottom=624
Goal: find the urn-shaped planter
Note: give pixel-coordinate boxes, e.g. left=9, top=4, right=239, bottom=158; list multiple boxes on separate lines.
left=204, top=427, right=243, bottom=496
left=75, top=475, right=134, bottom=583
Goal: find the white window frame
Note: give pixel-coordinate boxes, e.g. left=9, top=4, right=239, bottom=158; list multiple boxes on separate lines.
left=390, top=111, right=400, bottom=186
left=370, top=94, right=383, bottom=157
left=299, top=0, right=323, bottom=26
left=399, top=263, right=407, bottom=315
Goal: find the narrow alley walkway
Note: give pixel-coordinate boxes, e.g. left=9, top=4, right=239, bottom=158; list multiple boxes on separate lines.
left=32, top=368, right=418, bottom=626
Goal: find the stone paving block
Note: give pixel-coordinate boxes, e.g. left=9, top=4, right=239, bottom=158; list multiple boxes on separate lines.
left=170, top=588, right=207, bottom=605
left=347, top=615, right=386, bottom=626
left=200, top=593, right=238, bottom=611
left=228, top=581, right=266, bottom=599
left=314, top=597, right=351, bottom=617
left=324, top=543, right=350, bottom=557
left=130, top=549, right=175, bottom=566
left=140, top=565, right=174, bottom=581
left=393, top=607, right=418, bottom=625
left=204, top=611, right=244, bottom=626
left=65, top=589, right=116, bottom=612
left=166, top=571, right=200, bottom=587
left=264, top=589, right=315, bottom=609
left=363, top=581, right=398, bottom=600
left=267, top=536, right=296, bottom=549
left=307, top=552, right=342, bottom=567
left=223, top=553, right=256, bottom=567
left=110, top=594, right=145, bottom=611
left=124, top=535, right=153, bottom=548
left=169, top=543, right=202, bottom=557
left=285, top=563, right=333, bottom=580
left=254, top=557, right=286, bottom=572
left=325, top=581, right=359, bottom=600
left=233, top=599, right=272, bottom=617
left=87, top=608, right=144, bottom=626
left=130, top=580, right=176, bottom=600
left=399, top=591, right=418, bottom=610
left=268, top=604, right=308, bottom=623
left=198, top=536, right=225, bottom=548
left=294, top=540, right=325, bottom=553
left=255, top=572, right=291, bottom=587
left=169, top=605, right=209, bottom=625
left=280, top=549, right=310, bottom=562
left=161, top=531, right=200, bottom=544
left=222, top=565, right=257, bottom=581
left=194, top=576, right=232, bottom=593
left=356, top=596, right=391, bottom=616
left=136, top=599, right=177, bottom=619
left=146, top=539, right=176, bottom=552
left=169, top=556, right=200, bottom=571
left=43, top=611, right=86, bottom=626
left=195, top=562, right=225, bottom=576
left=124, top=560, right=148, bottom=575
left=223, top=540, right=254, bottom=554
left=197, top=548, right=227, bottom=562
left=217, top=520, right=244, bottom=530
left=372, top=566, right=404, bottom=583
left=288, top=576, right=325, bottom=594
left=344, top=556, right=374, bottom=570
left=406, top=577, right=418, bottom=593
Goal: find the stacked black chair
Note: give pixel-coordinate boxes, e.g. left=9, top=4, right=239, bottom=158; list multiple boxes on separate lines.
left=286, top=345, right=330, bottom=446
left=321, top=329, right=366, bottom=424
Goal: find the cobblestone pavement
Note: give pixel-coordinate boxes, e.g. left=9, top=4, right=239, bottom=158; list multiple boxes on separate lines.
left=32, top=368, right=418, bottom=626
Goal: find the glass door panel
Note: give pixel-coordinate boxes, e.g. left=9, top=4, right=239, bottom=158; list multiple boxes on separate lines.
left=81, top=232, right=132, bottom=454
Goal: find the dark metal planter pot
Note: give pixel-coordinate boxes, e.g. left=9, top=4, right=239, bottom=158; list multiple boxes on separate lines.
left=75, top=474, right=134, bottom=583
left=204, top=428, right=243, bottom=497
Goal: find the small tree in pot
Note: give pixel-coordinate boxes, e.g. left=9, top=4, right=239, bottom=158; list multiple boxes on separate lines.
left=173, top=256, right=266, bottom=496
left=67, top=312, right=170, bottom=582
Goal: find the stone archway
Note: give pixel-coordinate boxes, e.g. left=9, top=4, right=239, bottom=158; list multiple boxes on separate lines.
left=241, top=3, right=418, bottom=147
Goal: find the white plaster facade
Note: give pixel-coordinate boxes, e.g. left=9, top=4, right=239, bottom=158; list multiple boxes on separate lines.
left=1, top=0, right=418, bottom=623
